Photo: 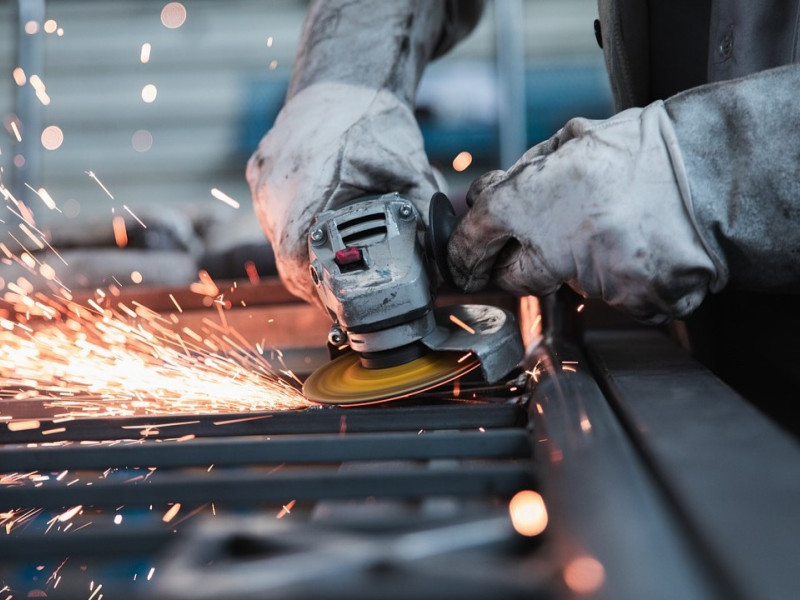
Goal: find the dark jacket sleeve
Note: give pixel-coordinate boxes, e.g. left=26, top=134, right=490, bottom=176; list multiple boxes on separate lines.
left=288, top=0, right=484, bottom=105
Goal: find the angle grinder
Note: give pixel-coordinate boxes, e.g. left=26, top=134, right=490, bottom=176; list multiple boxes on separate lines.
left=302, top=192, right=523, bottom=405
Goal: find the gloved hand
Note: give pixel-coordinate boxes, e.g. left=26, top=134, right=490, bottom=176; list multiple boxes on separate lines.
left=246, top=82, right=440, bottom=306
left=447, top=100, right=727, bottom=324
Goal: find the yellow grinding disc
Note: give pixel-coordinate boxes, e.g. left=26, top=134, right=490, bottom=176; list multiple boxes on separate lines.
left=303, top=351, right=481, bottom=406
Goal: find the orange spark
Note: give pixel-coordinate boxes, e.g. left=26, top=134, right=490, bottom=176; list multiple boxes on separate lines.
left=41, top=427, right=66, bottom=435
left=162, top=503, right=181, bottom=523
left=168, top=293, right=182, bottom=313
left=7, top=419, right=40, bottom=431
left=244, top=261, right=260, bottom=284
left=122, top=205, right=146, bottom=228
left=19, top=223, right=44, bottom=249
left=452, top=151, right=473, bottom=172
left=564, top=556, right=606, bottom=595
left=85, top=171, right=114, bottom=199
left=141, top=84, right=158, bottom=103
left=41, top=126, right=64, bottom=150
left=508, top=490, right=548, bottom=537
left=12, top=67, right=26, bottom=86
left=112, top=216, right=128, bottom=247
left=213, top=415, right=273, bottom=426
left=56, top=505, right=82, bottom=522
left=276, top=500, right=296, bottom=519
left=449, top=314, right=475, bottom=334
left=140, top=42, right=152, bottom=63
left=210, top=187, right=240, bottom=209
left=161, top=3, right=187, bottom=29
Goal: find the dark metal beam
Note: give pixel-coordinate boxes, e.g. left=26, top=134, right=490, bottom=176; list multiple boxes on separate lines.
left=584, top=329, right=800, bottom=600
left=0, top=462, right=534, bottom=509
left=529, top=339, right=726, bottom=600
left=0, top=525, right=174, bottom=559
left=1, top=429, right=531, bottom=471
left=0, top=403, right=525, bottom=443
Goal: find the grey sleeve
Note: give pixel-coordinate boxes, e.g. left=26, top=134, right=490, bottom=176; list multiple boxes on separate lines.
left=664, top=63, right=800, bottom=293
left=287, top=0, right=484, bottom=105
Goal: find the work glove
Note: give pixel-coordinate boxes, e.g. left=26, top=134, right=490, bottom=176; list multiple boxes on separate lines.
left=448, top=100, right=727, bottom=324
left=246, top=82, right=440, bottom=306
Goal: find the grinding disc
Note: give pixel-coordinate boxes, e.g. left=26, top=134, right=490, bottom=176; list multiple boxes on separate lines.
left=303, top=351, right=480, bottom=406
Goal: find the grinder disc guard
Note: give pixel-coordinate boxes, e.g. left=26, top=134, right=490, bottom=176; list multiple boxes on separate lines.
left=303, top=351, right=480, bottom=406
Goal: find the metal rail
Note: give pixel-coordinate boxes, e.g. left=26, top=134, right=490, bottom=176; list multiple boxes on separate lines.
left=0, top=461, right=534, bottom=510
left=0, top=402, right=525, bottom=443
left=1, top=429, right=531, bottom=471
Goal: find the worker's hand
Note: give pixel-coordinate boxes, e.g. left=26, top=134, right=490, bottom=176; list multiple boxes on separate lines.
left=447, top=101, right=726, bottom=324
left=247, top=82, right=439, bottom=305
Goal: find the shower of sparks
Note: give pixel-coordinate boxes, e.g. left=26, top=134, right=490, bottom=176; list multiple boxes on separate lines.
left=210, top=187, right=240, bottom=209
left=0, top=184, right=311, bottom=424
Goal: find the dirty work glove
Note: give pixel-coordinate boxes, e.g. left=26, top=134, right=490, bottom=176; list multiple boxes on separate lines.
left=245, top=0, right=484, bottom=307
left=246, top=82, right=439, bottom=306
left=448, top=101, right=726, bottom=324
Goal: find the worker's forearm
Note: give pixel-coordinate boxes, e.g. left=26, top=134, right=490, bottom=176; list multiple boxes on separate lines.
left=288, top=1, right=452, bottom=105
left=664, top=64, right=800, bottom=292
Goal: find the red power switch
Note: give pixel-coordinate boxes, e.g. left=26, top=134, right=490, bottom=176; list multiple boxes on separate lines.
left=334, top=246, right=363, bottom=266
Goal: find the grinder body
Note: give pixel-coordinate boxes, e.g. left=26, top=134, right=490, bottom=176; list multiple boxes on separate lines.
left=303, top=192, right=524, bottom=405
left=309, top=193, right=435, bottom=364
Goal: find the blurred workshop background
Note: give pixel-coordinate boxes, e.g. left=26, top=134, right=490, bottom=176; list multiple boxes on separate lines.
left=0, top=0, right=612, bottom=288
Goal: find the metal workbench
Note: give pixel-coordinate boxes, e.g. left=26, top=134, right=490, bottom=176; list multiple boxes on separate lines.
left=0, top=283, right=798, bottom=600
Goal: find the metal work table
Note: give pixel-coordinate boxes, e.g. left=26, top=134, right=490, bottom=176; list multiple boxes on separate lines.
left=0, top=283, right=798, bottom=599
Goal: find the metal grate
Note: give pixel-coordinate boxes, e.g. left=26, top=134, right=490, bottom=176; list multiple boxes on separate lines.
left=0, top=398, right=551, bottom=599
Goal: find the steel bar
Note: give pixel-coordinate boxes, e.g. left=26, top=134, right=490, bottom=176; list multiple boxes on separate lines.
left=2, top=429, right=531, bottom=471
left=0, top=462, right=534, bottom=509
left=528, top=339, right=726, bottom=600
left=0, top=403, right=525, bottom=444
left=584, top=329, right=800, bottom=600
left=0, top=525, right=174, bottom=559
